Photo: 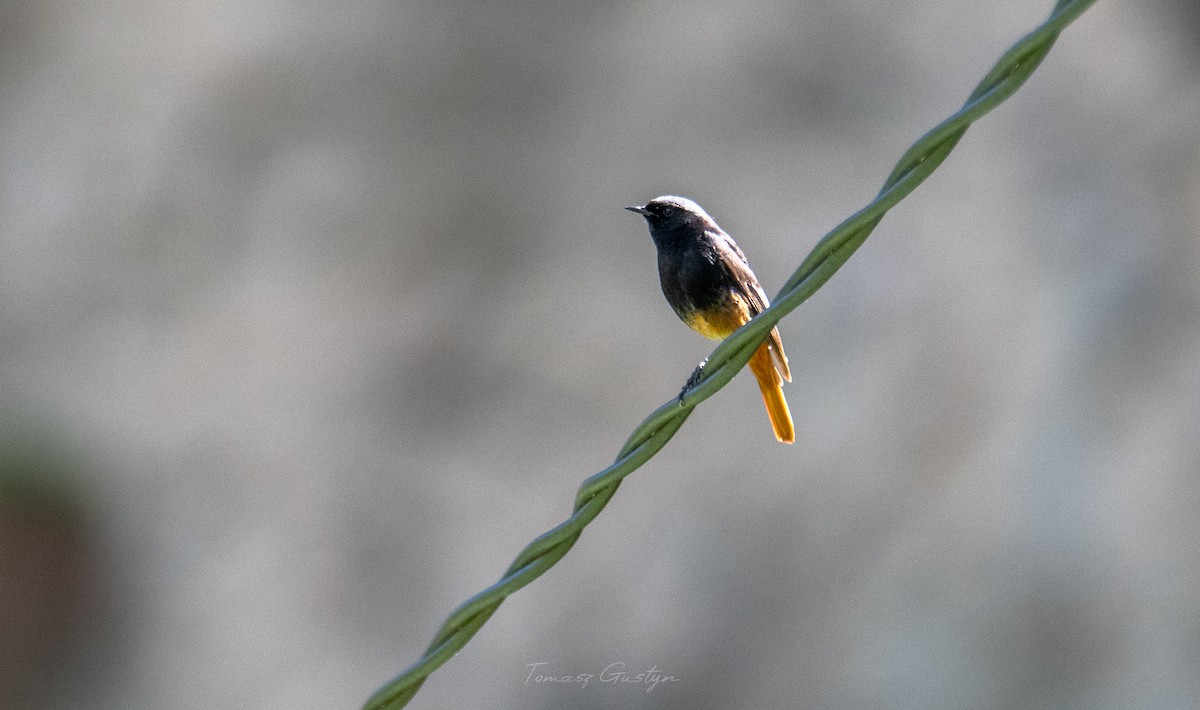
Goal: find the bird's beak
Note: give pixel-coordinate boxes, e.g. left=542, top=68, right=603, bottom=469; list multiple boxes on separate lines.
left=626, top=205, right=650, bottom=215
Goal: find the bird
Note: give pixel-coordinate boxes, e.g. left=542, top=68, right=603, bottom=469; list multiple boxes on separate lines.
left=627, top=196, right=794, bottom=444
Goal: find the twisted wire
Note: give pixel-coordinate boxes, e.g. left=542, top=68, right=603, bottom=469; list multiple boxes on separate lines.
left=364, top=1, right=1097, bottom=707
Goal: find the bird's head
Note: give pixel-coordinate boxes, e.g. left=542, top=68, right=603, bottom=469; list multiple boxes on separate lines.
left=626, top=195, right=716, bottom=233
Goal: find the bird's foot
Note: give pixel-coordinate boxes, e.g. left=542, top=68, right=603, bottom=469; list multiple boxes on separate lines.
left=679, top=358, right=708, bottom=404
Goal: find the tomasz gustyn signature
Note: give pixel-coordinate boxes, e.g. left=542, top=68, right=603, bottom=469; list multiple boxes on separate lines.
left=524, top=661, right=680, bottom=693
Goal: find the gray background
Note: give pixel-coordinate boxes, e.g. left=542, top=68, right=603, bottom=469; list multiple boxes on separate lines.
left=2, top=1, right=1198, bottom=708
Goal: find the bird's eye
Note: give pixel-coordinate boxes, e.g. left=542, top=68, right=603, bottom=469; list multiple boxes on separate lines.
left=660, top=206, right=675, bottom=217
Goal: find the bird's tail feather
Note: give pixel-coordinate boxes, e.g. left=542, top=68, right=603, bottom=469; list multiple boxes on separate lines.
left=748, top=341, right=794, bottom=444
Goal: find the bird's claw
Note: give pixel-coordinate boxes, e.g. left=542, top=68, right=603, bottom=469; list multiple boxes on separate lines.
left=679, top=358, right=708, bottom=404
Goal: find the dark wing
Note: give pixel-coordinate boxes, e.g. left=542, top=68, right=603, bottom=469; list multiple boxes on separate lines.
left=711, top=229, right=792, bottom=382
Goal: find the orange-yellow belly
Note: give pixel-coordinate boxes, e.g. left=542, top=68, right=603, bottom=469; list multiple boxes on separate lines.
left=681, top=297, right=751, bottom=340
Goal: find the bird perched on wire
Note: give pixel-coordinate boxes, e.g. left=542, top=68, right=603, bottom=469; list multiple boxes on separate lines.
left=627, top=196, right=794, bottom=444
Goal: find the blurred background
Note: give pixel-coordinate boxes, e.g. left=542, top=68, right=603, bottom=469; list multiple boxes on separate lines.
left=1, top=1, right=1198, bottom=708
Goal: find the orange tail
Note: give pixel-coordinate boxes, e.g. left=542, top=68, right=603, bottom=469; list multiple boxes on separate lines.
left=748, top=341, right=795, bottom=444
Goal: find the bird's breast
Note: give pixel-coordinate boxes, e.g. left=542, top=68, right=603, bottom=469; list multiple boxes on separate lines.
left=658, top=247, right=751, bottom=340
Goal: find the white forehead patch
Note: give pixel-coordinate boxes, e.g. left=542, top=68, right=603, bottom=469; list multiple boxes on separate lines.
left=650, top=195, right=713, bottom=220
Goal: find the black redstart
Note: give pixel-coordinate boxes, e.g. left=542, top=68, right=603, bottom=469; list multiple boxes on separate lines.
left=628, top=196, right=794, bottom=444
